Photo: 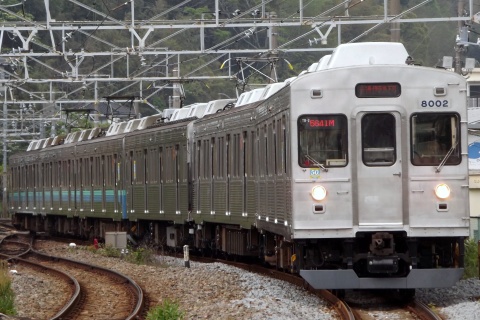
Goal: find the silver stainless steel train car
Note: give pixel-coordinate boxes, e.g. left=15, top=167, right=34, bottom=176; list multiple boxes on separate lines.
left=7, top=42, right=469, bottom=291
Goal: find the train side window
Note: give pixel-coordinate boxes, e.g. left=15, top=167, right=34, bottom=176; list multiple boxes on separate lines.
left=298, top=114, right=348, bottom=168
left=361, top=113, right=396, bottom=166
left=218, top=137, right=224, bottom=178
left=411, top=113, right=461, bottom=166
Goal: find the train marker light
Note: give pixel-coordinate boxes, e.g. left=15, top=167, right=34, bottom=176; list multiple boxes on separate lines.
left=311, top=185, right=327, bottom=201
left=435, top=184, right=450, bottom=199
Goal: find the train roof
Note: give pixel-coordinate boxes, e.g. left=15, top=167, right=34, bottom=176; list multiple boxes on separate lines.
left=326, top=42, right=409, bottom=69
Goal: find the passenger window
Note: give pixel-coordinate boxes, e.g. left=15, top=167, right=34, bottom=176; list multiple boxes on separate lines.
left=298, top=114, right=348, bottom=168
left=411, top=113, right=460, bottom=166
left=361, top=113, right=396, bottom=166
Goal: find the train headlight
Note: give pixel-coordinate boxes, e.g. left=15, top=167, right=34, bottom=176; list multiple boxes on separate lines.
left=435, top=184, right=450, bottom=199
left=311, top=185, right=327, bottom=201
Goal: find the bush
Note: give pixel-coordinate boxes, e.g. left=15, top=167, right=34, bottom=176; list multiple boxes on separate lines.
left=102, top=245, right=121, bottom=258
left=0, top=262, right=16, bottom=315
left=125, top=246, right=155, bottom=265
left=147, top=299, right=184, bottom=320
left=463, top=238, right=479, bottom=279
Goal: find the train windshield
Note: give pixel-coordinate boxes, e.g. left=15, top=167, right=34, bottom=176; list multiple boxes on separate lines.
left=361, top=113, right=396, bottom=166
left=411, top=113, right=461, bottom=166
left=298, top=114, right=348, bottom=168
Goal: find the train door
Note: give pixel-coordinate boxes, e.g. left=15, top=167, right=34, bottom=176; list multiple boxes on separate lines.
left=356, top=112, right=403, bottom=227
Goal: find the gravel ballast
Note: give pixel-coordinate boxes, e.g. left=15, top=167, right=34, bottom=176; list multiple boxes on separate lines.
left=8, top=240, right=480, bottom=319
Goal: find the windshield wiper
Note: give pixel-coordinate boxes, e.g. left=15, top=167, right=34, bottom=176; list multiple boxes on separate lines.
left=305, top=154, right=328, bottom=172
left=435, top=141, right=458, bottom=173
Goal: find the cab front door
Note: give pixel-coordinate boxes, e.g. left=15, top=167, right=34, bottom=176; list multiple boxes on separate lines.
left=356, top=112, right=404, bottom=227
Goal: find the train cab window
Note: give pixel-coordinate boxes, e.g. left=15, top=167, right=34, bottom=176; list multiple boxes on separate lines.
left=298, top=114, right=348, bottom=168
left=361, top=113, right=396, bottom=166
left=411, top=113, right=461, bottom=166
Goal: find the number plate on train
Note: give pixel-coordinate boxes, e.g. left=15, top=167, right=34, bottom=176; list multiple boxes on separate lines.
left=419, top=100, right=449, bottom=108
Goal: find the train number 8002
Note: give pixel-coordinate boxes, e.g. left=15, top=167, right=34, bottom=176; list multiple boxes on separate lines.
left=420, top=100, right=449, bottom=108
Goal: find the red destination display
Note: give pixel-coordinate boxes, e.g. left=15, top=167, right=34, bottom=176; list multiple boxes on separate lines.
left=355, top=83, right=401, bottom=98
left=309, top=119, right=335, bottom=127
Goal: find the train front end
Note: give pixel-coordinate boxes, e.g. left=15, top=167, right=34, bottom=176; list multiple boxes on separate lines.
left=290, top=43, right=469, bottom=289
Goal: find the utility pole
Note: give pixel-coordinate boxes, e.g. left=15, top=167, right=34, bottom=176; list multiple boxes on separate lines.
left=1, top=60, right=6, bottom=218
left=455, top=0, right=466, bottom=74
left=268, top=11, right=278, bottom=83
left=390, top=0, right=401, bottom=42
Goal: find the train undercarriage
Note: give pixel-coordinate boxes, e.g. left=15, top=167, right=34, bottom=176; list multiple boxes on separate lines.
left=12, top=213, right=465, bottom=290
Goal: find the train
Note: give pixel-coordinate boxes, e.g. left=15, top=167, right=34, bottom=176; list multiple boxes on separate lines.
left=7, top=42, right=469, bottom=293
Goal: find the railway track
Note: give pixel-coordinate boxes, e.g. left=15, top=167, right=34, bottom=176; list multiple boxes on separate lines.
left=192, top=255, right=443, bottom=320
left=0, top=229, right=444, bottom=319
left=0, top=232, right=145, bottom=319
left=344, top=288, right=442, bottom=320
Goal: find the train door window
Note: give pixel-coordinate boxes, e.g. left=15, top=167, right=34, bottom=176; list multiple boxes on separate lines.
left=196, top=141, right=201, bottom=181
left=92, top=157, right=98, bottom=186
left=96, top=156, right=101, bottom=186
left=51, top=162, right=56, bottom=187
left=265, top=124, right=270, bottom=176
left=224, top=135, right=230, bottom=178
left=111, top=155, right=116, bottom=186
left=88, top=157, right=93, bottom=187
left=158, top=148, right=163, bottom=183
left=174, top=144, right=179, bottom=181
left=78, top=158, right=82, bottom=187
left=361, top=113, right=396, bottom=166
left=49, top=162, right=53, bottom=187
left=210, top=138, right=215, bottom=180
left=45, top=163, right=50, bottom=187
left=217, top=137, right=225, bottom=178
left=80, top=158, right=84, bottom=187
left=148, top=148, right=157, bottom=184
left=245, top=132, right=251, bottom=177
left=68, top=160, right=71, bottom=187
left=411, top=113, right=461, bottom=166
left=276, top=118, right=283, bottom=175
left=251, top=130, right=256, bottom=176
left=233, top=134, right=239, bottom=178
left=170, top=146, right=178, bottom=182
left=81, top=158, right=85, bottom=187
left=60, top=161, right=65, bottom=187
left=298, top=114, right=348, bottom=168
left=90, top=158, right=94, bottom=186
left=258, top=127, right=264, bottom=176
left=105, top=155, right=111, bottom=187
left=203, top=139, right=210, bottom=179
left=192, top=142, right=197, bottom=181
left=165, top=146, right=171, bottom=182
left=128, top=151, right=133, bottom=184
left=100, top=156, right=105, bottom=186
left=243, top=131, right=248, bottom=177
left=114, top=154, right=119, bottom=184
left=282, top=115, right=288, bottom=174
left=270, top=122, right=277, bottom=175
left=212, top=138, right=217, bottom=179
left=134, top=149, right=144, bottom=184
left=26, top=165, right=31, bottom=189
left=143, top=149, right=147, bottom=185
left=65, top=160, right=69, bottom=187
left=56, top=161, right=60, bottom=187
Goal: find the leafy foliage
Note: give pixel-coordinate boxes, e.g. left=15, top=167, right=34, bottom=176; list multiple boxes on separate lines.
left=0, top=262, right=16, bottom=315
left=464, top=238, right=479, bottom=279
left=147, top=299, right=185, bottom=320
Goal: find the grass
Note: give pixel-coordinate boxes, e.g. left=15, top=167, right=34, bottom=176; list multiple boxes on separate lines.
left=0, top=261, right=16, bottom=315
left=463, top=238, right=479, bottom=279
left=124, top=246, right=156, bottom=265
left=146, top=299, right=184, bottom=320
